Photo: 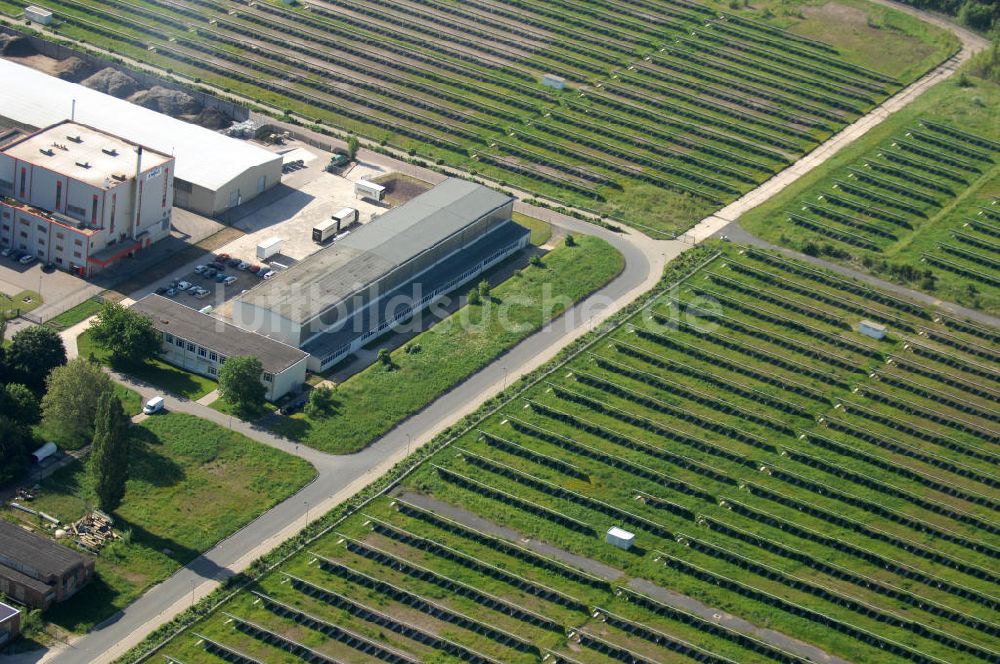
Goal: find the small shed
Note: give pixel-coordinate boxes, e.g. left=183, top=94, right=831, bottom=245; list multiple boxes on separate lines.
left=355, top=179, right=386, bottom=202
left=31, top=441, right=57, bottom=464
left=25, top=5, right=53, bottom=25
left=542, top=73, right=566, bottom=90
left=606, top=526, right=635, bottom=550
left=256, top=236, right=283, bottom=260
left=858, top=319, right=887, bottom=340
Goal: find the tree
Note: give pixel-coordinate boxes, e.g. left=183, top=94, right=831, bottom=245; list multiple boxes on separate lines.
left=89, top=302, right=161, bottom=364
left=218, top=356, right=266, bottom=415
left=90, top=392, right=130, bottom=513
left=0, top=416, right=31, bottom=484
left=8, top=325, right=66, bottom=392
left=2, top=383, right=41, bottom=426
left=347, top=134, right=360, bottom=161
left=41, top=358, right=115, bottom=447
left=564, top=233, right=576, bottom=247
left=304, top=385, right=336, bottom=419
left=467, top=287, right=482, bottom=306
left=376, top=348, right=393, bottom=370
left=478, top=279, right=491, bottom=299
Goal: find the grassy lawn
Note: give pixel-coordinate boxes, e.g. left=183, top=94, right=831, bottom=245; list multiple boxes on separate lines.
left=700, top=0, right=958, bottom=84
left=269, top=235, right=623, bottom=453
left=11, top=412, right=315, bottom=634
left=77, top=330, right=218, bottom=400
left=0, top=289, right=41, bottom=320
left=512, top=212, right=553, bottom=246
left=740, top=67, right=1000, bottom=313
left=44, top=297, right=103, bottom=331
left=209, top=397, right=277, bottom=421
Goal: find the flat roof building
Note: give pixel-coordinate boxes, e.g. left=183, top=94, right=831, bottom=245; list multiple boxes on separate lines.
left=0, top=58, right=282, bottom=216
left=233, top=178, right=530, bottom=371
left=0, top=601, right=20, bottom=647
left=132, top=294, right=309, bottom=401
left=0, top=120, right=174, bottom=276
left=0, top=521, right=95, bottom=610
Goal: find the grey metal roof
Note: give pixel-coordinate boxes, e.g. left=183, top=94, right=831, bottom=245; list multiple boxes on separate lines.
left=0, top=521, right=91, bottom=581
left=132, top=295, right=309, bottom=374
left=0, top=601, right=19, bottom=623
left=237, top=178, right=512, bottom=324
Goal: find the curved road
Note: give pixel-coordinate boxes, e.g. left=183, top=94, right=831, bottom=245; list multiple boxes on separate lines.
left=20, top=5, right=988, bottom=662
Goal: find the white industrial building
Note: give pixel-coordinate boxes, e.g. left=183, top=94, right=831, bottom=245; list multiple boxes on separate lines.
left=0, top=58, right=282, bottom=216
left=132, top=294, right=308, bottom=401
left=0, top=120, right=174, bottom=276
left=233, top=178, right=530, bottom=371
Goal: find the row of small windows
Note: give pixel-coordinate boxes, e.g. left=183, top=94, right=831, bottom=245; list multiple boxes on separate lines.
left=163, top=332, right=225, bottom=364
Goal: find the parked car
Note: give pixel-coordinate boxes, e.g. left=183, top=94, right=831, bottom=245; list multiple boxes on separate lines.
left=0, top=247, right=12, bottom=257
left=237, top=261, right=250, bottom=271
left=186, top=283, right=201, bottom=292
left=248, top=264, right=262, bottom=274
left=262, top=270, right=276, bottom=280
left=143, top=396, right=165, bottom=415
left=194, top=289, right=210, bottom=300
left=204, top=268, right=217, bottom=279
left=168, top=279, right=179, bottom=289
left=177, top=280, right=192, bottom=290
left=216, top=253, right=231, bottom=262
left=208, top=261, right=224, bottom=271
left=155, top=286, right=169, bottom=295
left=42, top=262, right=56, bottom=273
left=193, top=264, right=207, bottom=274
left=215, top=272, right=228, bottom=283
left=165, top=288, right=178, bottom=297
left=226, top=258, right=240, bottom=268
left=19, top=254, right=36, bottom=265
left=223, top=275, right=238, bottom=286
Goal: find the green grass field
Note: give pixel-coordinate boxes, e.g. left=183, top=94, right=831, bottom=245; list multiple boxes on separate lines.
left=150, top=243, right=1000, bottom=663
left=0, top=289, right=41, bottom=320
left=44, top=298, right=103, bottom=331
left=77, top=330, right=218, bottom=400
left=11, top=412, right=314, bottom=634
left=270, top=235, right=623, bottom=453
left=740, top=66, right=1000, bottom=313
left=2, top=0, right=955, bottom=234
left=512, top=211, right=553, bottom=246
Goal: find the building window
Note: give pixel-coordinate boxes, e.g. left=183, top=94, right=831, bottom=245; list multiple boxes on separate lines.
left=165, top=333, right=174, bottom=343
left=38, top=238, right=45, bottom=246
left=74, top=238, right=82, bottom=246
left=209, top=351, right=218, bottom=362
left=56, top=245, right=63, bottom=252
left=262, top=372, right=273, bottom=383
left=56, top=232, right=64, bottom=240
left=37, top=224, right=46, bottom=233
left=56, top=257, right=62, bottom=264
left=91, top=195, right=98, bottom=226
left=162, top=168, right=169, bottom=207
left=175, top=337, right=184, bottom=348
left=55, top=181, right=62, bottom=211
left=68, top=204, right=86, bottom=219
left=19, top=167, right=26, bottom=198
left=20, top=231, right=27, bottom=239
left=110, top=194, right=116, bottom=233
left=186, top=342, right=195, bottom=352
left=219, top=355, right=227, bottom=364
left=73, top=251, right=81, bottom=258
left=208, top=366, right=216, bottom=375
left=198, top=346, right=207, bottom=357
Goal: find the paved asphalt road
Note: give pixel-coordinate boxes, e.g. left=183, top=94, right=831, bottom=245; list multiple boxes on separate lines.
left=14, top=7, right=987, bottom=661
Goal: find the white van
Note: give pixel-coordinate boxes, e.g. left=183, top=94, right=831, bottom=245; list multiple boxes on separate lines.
left=143, top=396, right=165, bottom=415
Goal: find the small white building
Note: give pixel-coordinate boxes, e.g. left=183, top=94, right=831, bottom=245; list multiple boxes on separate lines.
left=542, top=73, right=567, bottom=90
left=24, top=5, right=53, bottom=25
left=858, top=319, right=887, bottom=340
left=606, top=526, right=635, bottom=551
left=256, top=236, right=283, bottom=260
left=355, top=179, right=385, bottom=202
left=132, top=294, right=309, bottom=401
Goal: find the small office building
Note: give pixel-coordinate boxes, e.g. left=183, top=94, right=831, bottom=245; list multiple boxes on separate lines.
left=0, top=521, right=95, bottom=610
left=132, top=294, right=309, bottom=401
left=232, top=178, right=530, bottom=371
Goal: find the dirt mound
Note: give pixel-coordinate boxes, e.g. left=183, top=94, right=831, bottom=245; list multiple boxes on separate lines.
left=181, top=106, right=231, bottom=130
left=127, top=85, right=201, bottom=116
left=51, top=56, right=93, bottom=82
left=80, top=67, right=139, bottom=98
left=0, top=34, right=36, bottom=57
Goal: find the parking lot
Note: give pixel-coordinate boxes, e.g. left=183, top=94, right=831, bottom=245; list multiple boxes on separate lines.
left=141, top=143, right=401, bottom=316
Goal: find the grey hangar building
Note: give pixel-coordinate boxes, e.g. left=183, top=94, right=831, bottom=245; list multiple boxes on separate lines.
left=232, top=178, right=530, bottom=372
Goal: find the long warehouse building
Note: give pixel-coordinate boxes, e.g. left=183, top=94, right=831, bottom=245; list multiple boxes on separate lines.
left=0, top=58, right=281, bottom=216
left=232, top=178, right=530, bottom=371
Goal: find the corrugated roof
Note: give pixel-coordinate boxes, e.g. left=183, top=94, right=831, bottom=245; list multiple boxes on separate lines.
left=0, top=521, right=91, bottom=580
left=0, top=58, right=280, bottom=191
left=238, top=178, right=512, bottom=323
left=132, top=294, right=308, bottom=373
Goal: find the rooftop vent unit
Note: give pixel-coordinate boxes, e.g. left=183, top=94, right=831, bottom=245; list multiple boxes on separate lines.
left=110, top=173, right=127, bottom=182
left=39, top=148, right=54, bottom=156
left=75, top=161, right=91, bottom=169
left=102, top=147, right=118, bottom=156
left=67, top=135, right=83, bottom=143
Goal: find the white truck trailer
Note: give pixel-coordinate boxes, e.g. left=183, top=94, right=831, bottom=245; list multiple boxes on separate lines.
left=256, top=237, right=282, bottom=260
